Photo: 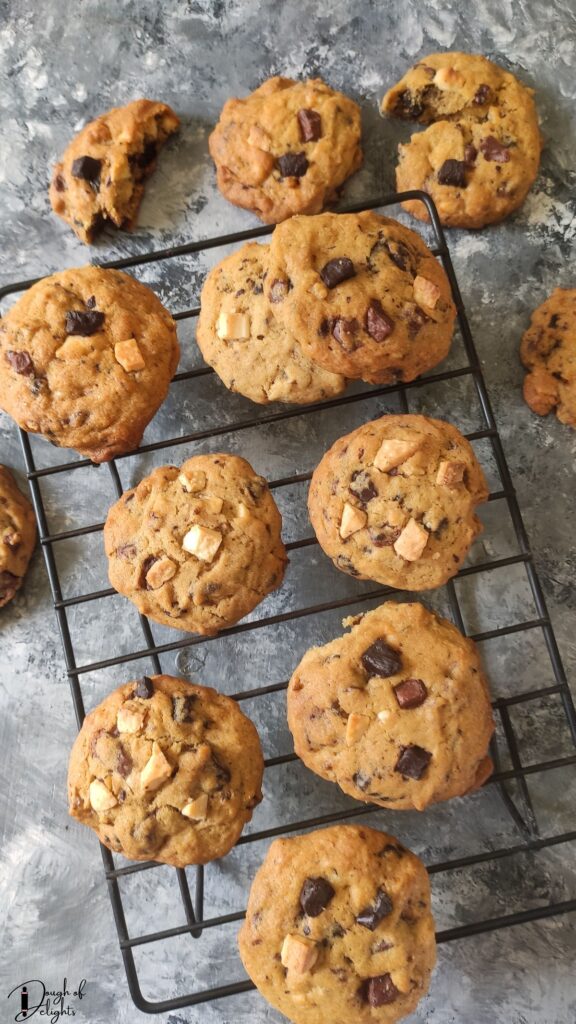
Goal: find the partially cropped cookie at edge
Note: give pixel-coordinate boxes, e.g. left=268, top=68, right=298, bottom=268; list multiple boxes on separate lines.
left=0, top=465, right=36, bottom=608
left=288, top=601, right=495, bottom=812
left=520, top=287, right=576, bottom=428
left=266, top=211, right=456, bottom=384
left=381, top=53, right=541, bottom=229
left=238, top=824, right=436, bottom=1024
left=209, top=76, right=363, bottom=223
left=196, top=241, right=347, bottom=404
left=50, top=99, right=180, bottom=244
left=104, top=453, right=288, bottom=636
left=308, top=414, right=489, bottom=591
left=0, top=266, right=179, bottom=463
left=68, top=674, right=264, bottom=867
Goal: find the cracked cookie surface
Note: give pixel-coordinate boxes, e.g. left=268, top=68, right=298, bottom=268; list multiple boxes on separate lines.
left=0, top=465, right=36, bottom=608
left=0, top=266, right=179, bottom=462
left=104, top=453, right=288, bottom=635
left=520, top=288, right=576, bottom=428
left=196, top=241, right=347, bottom=404
left=308, top=414, right=488, bottom=590
left=209, top=76, right=362, bottom=223
left=238, top=824, right=436, bottom=1024
left=266, top=211, right=456, bottom=384
left=381, top=53, right=540, bottom=228
left=68, top=674, right=264, bottom=866
left=288, top=601, right=494, bottom=812
left=50, top=99, right=180, bottom=243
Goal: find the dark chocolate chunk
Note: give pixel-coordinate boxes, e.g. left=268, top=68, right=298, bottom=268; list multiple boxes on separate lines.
left=369, top=527, right=401, bottom=547
left=361, top=639, right=402, bottom=678
left=277, top=151, right=309, bottom=177
left=116, top=745, right=133, bottom=778
left=395, top=89, right=423, bottom=119
left=209, top=755, right=232, bottom=791
left=365, top=299, right=394, bottom=342
left=394, top=678, right=428, bottom=709
left=71, top=155, right=102, bottom=190
left=357, top=889, right=393, bottom=930
left=473, top=83, right=493, bottom=105
left=130, top=140, right=158, bottom=169
left=349, top=469, right=378, bottom=503
left=380, top=238, right=412, bottom=272
left=352, top=771, right=372, bottom=791
left=300, top=876, right=336, bottom=917
left=85, top=295, right=97, bottom=309
left=65, top=309, right=105, bottom=336
left=133, top=676, right=155, bottom=699
left=479, top=135, right=510, bottom=163
left=297, top=108, right=322, bottom=143
left=464, top=144, right=477, bottom=166
left=269, top=278, right=290, bottom=303
left=395, top=744, right=432, bottom=779
left=172, top=694, right=196, bottom=723
left=139, top=555, right=159, bottom=589
left=116, top=542, right=137, bottom=560
left=332, top=317, right=359, bottom=351
left=53, top=173, right=66, bottom=192
left=549, top=313, right=560, bottom=329
left=6, top=350, right=35, bottom=376
left=320, top=257, right=356, bottom=289
left=360, top=973, right=400, bottom=1007
left=437, top=159, right=467, bottom=187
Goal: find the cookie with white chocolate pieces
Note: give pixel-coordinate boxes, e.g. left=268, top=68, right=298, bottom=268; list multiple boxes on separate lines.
left=266, top=211, right=456, bottom=384
left=381, top=53, right=540, bottom=228
left=67, top=674, right=263, bottom=866
left=308, top=414, right=488, bottom=590
left=104, top=453, right=288, bottom=635
left=520, top=287, right=576, bottom=428
left=50, top=99, right=180, bottom=244
left=0, top=267, right=179, bottom=462
left=209, top=76, right=362, bottom=223
left=238, top=824, right=436, bottom=1024
left=0, top=465, right=36, bottom=608
left=288, top=601, right=494, bottom=812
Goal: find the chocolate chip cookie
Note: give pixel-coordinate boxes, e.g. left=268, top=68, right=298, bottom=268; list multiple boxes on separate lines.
left=68, top=674, right=263, bottom=866
left=288, top=601, right=494, bottom=812
left=209, top=76, right=362, bottom=223
left=104, top=453, right=287, bottom=635
left=50, top=99, right=180, bottom=244
left=0, top=465, right=36, bottom=608
left=308, top=414, right=488, bottom=590
left=266, top=211, right=456, bottom=384
left=381, top=53, right=541, bottom=228
left=0, top=266, right=179, bottom=462
left=238, top=824, right=436, bottom=1024
left=196, top=241, right=347, bottom=404
left=520, top=288, right=576, bottom=428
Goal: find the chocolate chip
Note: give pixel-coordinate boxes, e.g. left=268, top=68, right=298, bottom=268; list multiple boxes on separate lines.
left=332, top=317, right=359, bottom=351
left=356, top=889, right=393, bottom=930
left=277, top=151, right=309, bottom=177
left=130, top=140, right=157, bottom=169
left=361, top=639, right=402, bottom=678
left=378, top=238, right=412, bottom=273
left=479, top=135, right=510, bottom=163
left=172, top=694, right=196, bottom=723
left=297, top=108, right=322, bottom=142
left=6, top=350, right=34, bottom=376
left=365, top=300, right=393, bottom=342
left=549, top=314, right=560, bottom=329
left=473, top=83, right=493, bottom=105
left=352, top=771, right=372, bottom=791
left=139, top=555, right=158, bottom=589
left=65, top=309, right=105, bottom=336
left=71, top=155, right=102, bottom=190
left=404, top=303, right=430, bottom=338
left=320, top=257, right=356, bottom=289
left=349, top=470, right=378, bottom=503
left=332, top=922, right=345, bottom=938
left=395, top=89, right=423, bottom=119
left=209, top=754, right=232, bottom=792
left=464, top=144, right=477, bottom=166
left=360, top=974, right=400, bottom=1007
left=395, top=744, right=432, bottom=779
left=133, top=676, right=155, bottom=699
left=394, top=678, right=428, bottom=709
left=269, top=278, right=290, bottom=303
left=300, top=877, right=336, bottom=917
left=85, top=295, right=96, bottom=309
left=54, top=173, right=66, bottom=192
left=116, top=745, right=133, bottom=778
left=437, top=159, right=467, bottom=187
left=369, top=527, right=401, bottom=547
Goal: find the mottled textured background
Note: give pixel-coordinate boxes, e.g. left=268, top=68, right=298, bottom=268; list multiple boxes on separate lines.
left=1, top=1, right=575, bottom=1022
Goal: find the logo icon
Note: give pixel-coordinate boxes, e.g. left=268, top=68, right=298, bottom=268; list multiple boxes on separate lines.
left=7, top=978, right=86, bottom=1022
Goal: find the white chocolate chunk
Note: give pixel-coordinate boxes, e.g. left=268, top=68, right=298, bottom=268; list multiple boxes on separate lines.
left=216, top=311, right=251, bottom=341
left=373, top=438, right=420, bottom=472
left=339, top=502, right=367, bottom=539
left=181, top=793, right=209, bottom=820
left=55, top=336, right=94, bottom=359
left=140, top=741, right=173, bottom=791
left=436, top=460, right=466, bottom=487
left=309, top=280, right=328, bottom=299
left=145, top=556, right=177, bottom=589
left=117, top=706, right=145, bottom=734
left=247, top=124, right=272, bottom=150
left=237, top=502, right=251, bottom=519
left=182, top=524, right=223, bottom=562
left=114, top=338, right=145, bottom=373
left=190, top=495, right=224, bottom=515
left=377, top=709, right=391, bottom=723
left=394, top=518, right=429, bottom=561
left=89, top=779, right=118, bottom=812
left=280, top=934, right=318, bottom=974
left=413, top=275, right=441, bottom=309
left=434, top=66, right=465, bottom=89
left=345, top=713, right=370, bottom=745
left=178, top=470, right=207, bottom=493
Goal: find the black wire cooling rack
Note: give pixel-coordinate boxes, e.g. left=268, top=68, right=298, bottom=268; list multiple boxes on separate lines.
left=2, top=191, right=576, bottom=1015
